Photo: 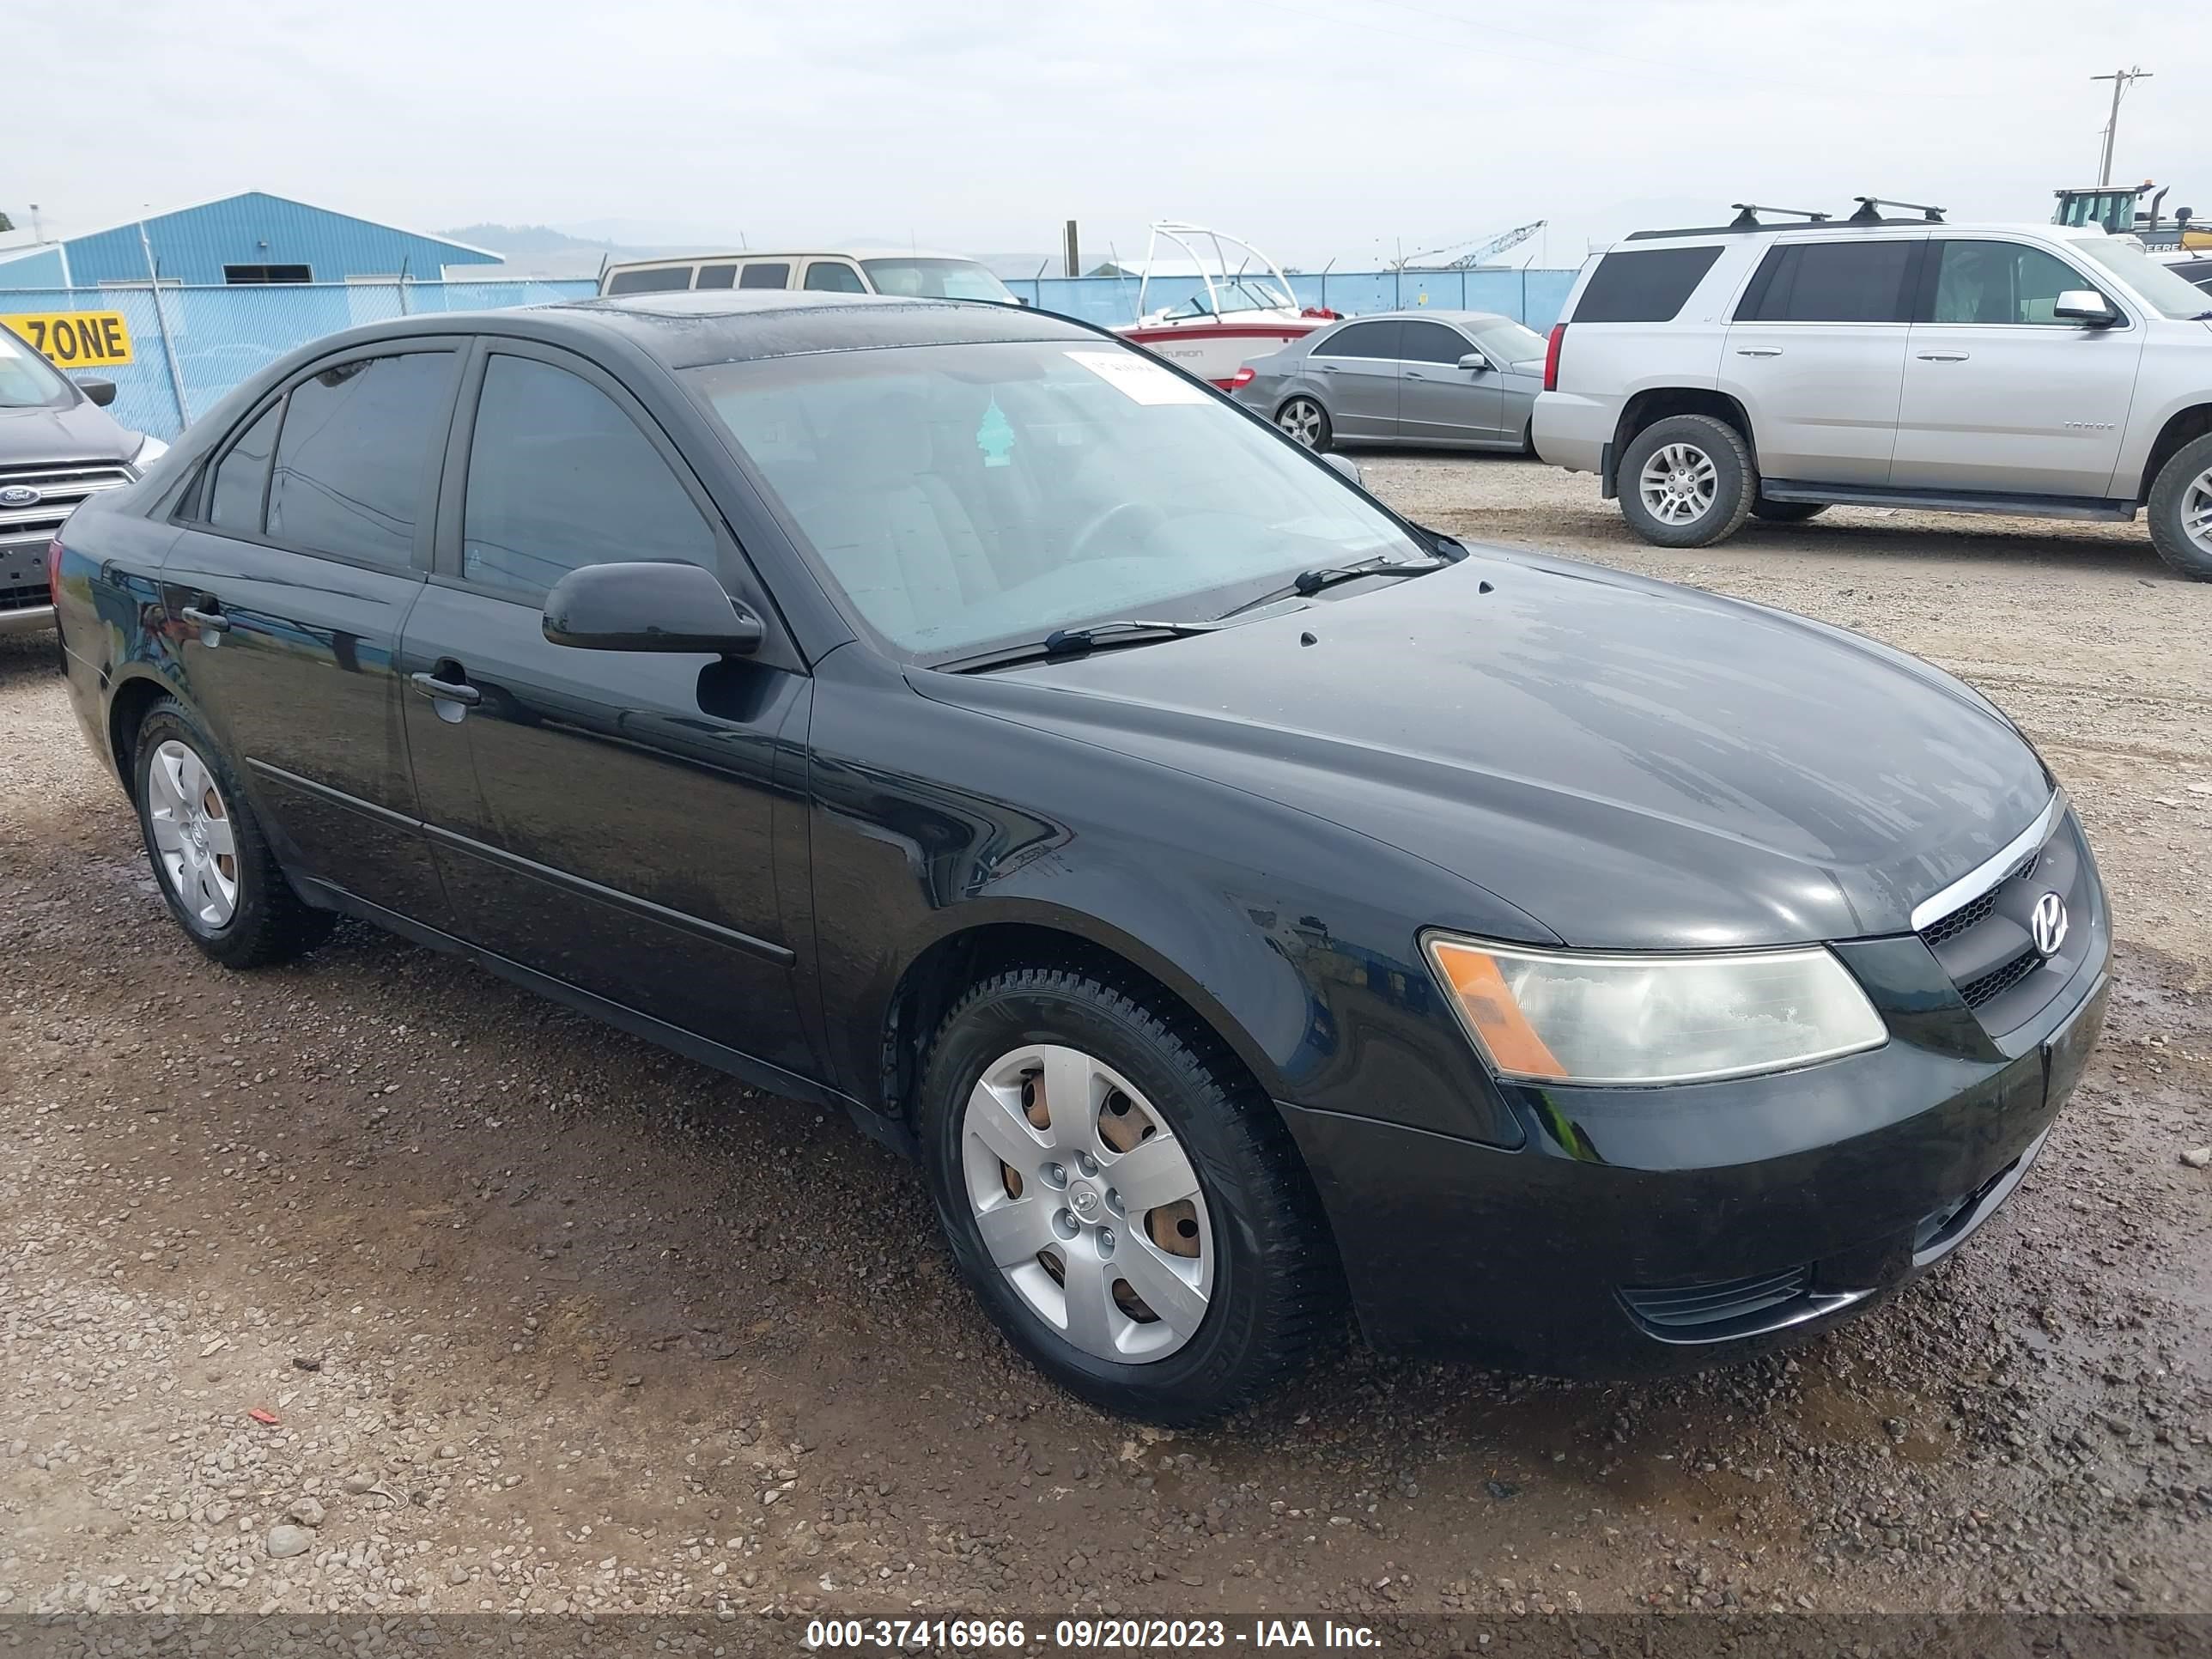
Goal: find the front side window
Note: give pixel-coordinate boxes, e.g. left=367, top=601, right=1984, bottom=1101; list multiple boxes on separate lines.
left=860, top=258, right=1017, bottom=303
left=461, top=355, right=718, bottom=598
left=738, top=263, right=791, bottom=289
left=206, top=401, right=282, bottom=532
left=1315, top=320, right=1401, bottom=360
left=1401, top=321, right=1474, bottom=365
left=1929, top=241, right=2102, bottom=325
left=266, top=352, right=454, bottom=568
left=805, top=261, right=868, bottom=293
left=1739, top=240, right=1915, bottom=324
left=687, top=339, right=1427, bottom=658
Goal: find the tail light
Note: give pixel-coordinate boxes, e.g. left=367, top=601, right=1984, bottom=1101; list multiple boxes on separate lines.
left=1542, top=324, right=1566, bottom=392
left=46, top=537, right=64, bottom=606
left=1228, top=366, right=1256, bottom=389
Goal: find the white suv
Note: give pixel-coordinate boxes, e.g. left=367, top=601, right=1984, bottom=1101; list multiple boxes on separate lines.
left=1531, top=205, right=2212, bottom=579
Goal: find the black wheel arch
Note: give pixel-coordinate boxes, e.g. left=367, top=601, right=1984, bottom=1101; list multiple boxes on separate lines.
left=1607, top=388, right=1759, bottom=496
left=2138, top=404, right=2212, bottom=504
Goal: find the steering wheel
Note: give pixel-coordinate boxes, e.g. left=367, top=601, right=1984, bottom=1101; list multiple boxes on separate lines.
left=1066, top=500, right=1172, bottom=564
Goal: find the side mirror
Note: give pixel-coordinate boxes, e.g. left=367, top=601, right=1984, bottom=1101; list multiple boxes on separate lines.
left=1455, top=353, right=1492, bottom=374
left=1321, top=452, right=1364, bottom=487
left=79, top=377, right=118, bottom=407
left=2054, top=290, right=2120, bottom=327
left=542, top=561, right=764, bottom=654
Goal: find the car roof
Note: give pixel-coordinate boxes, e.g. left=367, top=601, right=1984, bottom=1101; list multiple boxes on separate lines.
left=1617, top=220, right=2111, bottom=249
left=1334, top=309, right=1522, bottom=326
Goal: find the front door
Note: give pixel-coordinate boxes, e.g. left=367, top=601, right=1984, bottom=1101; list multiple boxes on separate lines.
left=399, top=343, right=817, bottom=1074
left=1890, top=238, right=2146, bottom=499
left=160, top=347, right=461, bottom=923
left=1396, top=318, right=1504, bottom=444
left=1304, top=319, right=1401, bottom=440
left=1718, top=234, right=1922, bottom=486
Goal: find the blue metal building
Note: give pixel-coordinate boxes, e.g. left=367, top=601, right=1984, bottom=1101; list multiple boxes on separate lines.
left=3, top=191, right=502, bottom=289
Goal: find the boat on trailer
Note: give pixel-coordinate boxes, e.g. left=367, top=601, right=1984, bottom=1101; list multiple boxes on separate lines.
left=1110, top=222, right=1336, bottom=387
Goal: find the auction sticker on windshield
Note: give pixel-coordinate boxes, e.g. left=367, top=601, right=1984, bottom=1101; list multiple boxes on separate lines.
left=3, top=311, right=134, bottom=368
left=1066, top=349, right=1208, bottom=405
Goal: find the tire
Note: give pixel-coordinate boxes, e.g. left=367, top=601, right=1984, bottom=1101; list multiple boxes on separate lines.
left=1750, top=499, right=1829, bottom=524
left=919, top=967, right=1339, bottom=1424
left=1617, top=413, right=1755, bottom=548
left=2146, top=432, right=2212, bottom=581
left=131, top=697, right=334, bottom=969
left=1276, top=396, right=1332, bottom=453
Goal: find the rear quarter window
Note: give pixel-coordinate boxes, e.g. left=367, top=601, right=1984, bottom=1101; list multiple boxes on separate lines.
left=1572, top=246, right=1725, bottom=323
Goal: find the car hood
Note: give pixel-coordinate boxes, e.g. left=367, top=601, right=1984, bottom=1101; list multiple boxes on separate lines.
left=913, top=551, right=2052, bottom=948
left=0, top=398, right=137, bottom=465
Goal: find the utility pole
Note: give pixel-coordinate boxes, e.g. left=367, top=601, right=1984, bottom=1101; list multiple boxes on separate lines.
left=2092, top=66, right=2151, bottom=185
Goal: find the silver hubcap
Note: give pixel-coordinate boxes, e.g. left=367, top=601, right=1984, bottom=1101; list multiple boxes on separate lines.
left=146, top=738, right=239, bottom=928
left=1279, top=400, right=1322, bottom=447
left=2184, top=467, right=2212, bottom=557
left=960, top=1044, right=1214, bottom=1364
left=1638, top=441, right=1718, bottom=525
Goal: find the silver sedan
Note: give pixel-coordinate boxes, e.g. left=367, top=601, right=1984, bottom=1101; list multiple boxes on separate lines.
left=1230, top=310, right=1547, bottom=453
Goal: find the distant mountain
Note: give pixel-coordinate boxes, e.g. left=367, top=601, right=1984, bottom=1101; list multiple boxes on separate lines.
left=437, top=222, right=684, bottom=280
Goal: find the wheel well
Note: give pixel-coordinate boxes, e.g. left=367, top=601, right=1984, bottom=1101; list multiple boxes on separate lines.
left=106, top=677, right=168, bottom=787
left=2138, top=405, right=2212, bottom=504
left=1609, top=389, right=1756, bottom=491
left=878, top=923, right=1245, bottom=1128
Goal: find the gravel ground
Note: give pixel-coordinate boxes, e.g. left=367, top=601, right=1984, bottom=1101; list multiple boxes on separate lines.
left=3, top=459, right=2209, bottom=1626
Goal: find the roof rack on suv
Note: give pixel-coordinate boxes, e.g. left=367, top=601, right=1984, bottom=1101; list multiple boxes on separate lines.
left=1848, top=196, right=1946, bottom=224
left=1728, top=204, right=1830, bottom=228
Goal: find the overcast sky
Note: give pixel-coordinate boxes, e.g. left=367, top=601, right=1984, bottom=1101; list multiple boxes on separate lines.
left=12, top=0, right=2207, bottom=266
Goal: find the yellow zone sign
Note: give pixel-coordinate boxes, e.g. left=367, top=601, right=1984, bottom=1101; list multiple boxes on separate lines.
left=3, top=311, right=135, bottom=368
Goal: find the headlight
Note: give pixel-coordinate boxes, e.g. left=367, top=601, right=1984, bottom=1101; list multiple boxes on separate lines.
left=1423, top=933, right=1885, bottom=1087
left=130, top=434, right=169, bottom=474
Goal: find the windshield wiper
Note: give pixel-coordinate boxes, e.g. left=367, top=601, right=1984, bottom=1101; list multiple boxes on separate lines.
left=939, top=618, right=1224, bottom=673
left=1211, top=554, right=1450, bottom=621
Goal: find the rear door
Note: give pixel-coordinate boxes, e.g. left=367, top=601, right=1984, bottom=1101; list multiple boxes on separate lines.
left=161, top=345, right=461, bottom=923
left=1304, top=319, right=1401, bottom=439
left=1397, top=319, right=1504, bottom=444
left=1720, top=235, right=1922, bottom=485
left=1890, top=238, right=2145, bottom=498
left=398, top=341, right=818, bottom=1074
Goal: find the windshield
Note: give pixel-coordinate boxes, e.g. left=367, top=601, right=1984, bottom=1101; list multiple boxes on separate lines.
left=1470, top=319, right=1547, bottom=364
left=687, top=339, right=1425, bottom=659
left=1161, top=277, right=1293, bottom=320
left=2071, top=237, right=2212, bottom=319
left=860, top=258, right=1015, bottom=303
left=0, top=326, right=72, bottom=410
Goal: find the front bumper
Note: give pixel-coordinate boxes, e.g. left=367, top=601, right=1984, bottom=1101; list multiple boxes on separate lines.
left=1279, top=928, right=2111, bottom=1378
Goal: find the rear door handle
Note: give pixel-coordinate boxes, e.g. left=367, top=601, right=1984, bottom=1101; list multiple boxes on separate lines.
left=179, top=604, right=231, bottom=634
left=410, top=671, right=481, bottom=708
left=1404, top=370, right=1426, bottom=380
left=1917, top=351, right=1971, bottom=361
left=1735, top=348, right=1784, bottom=357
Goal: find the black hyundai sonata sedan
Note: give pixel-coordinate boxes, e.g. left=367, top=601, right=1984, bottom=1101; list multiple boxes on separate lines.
left=51, top=291, right=2109, bottom=1421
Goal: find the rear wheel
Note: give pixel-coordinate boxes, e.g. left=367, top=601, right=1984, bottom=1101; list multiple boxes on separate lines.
left=1617, top=414, right=1754, bottom=548
left=2147, top=433, right=2212, bottom=580
left=920, top=967, right=1338, bottom=1423
left=1751, top=499, right=1828, bottom=523
left=1276, top=396, right=1332, bottom=452
left=131, top=699, right=333, bottom=969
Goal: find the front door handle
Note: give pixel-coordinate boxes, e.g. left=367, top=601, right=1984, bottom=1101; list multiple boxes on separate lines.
left=179, top=604, right=231, bottom=634
left=1404, top=370, right=1426, bottom=380
left=1917, top=351, right=1971, bottom=362
left=1735, top=347, right=1784, bottom=357
left=410, top=671, right=481, bottom=708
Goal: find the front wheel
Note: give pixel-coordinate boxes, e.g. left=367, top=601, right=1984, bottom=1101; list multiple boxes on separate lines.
left=1617, top=414, right=1754, bottom=548
left=2147, top=433, right=2212, bottom=580
left=920, top=968, right=1339, bottom=1423
left=1277, top=396, right=1332, bottom=452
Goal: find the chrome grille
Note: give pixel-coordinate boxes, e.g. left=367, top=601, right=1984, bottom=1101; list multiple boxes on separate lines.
left=0, top=459, right=135, bottom=544
left=1915, top=802, right=2092, bottom=1035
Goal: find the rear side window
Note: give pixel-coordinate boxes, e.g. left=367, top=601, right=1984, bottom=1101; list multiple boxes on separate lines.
left=1737, top=240, right=1916, bottom=324
left=1401, top=321, right=1473, bottom=365
left=1316, top=320, right=1401, bottom=359
left=738, top=263, right=791, bottom=289
left=696, top=264, right=738, bottom=290
left=266, top=353, right=455, bottom=568
left=606, top=267, right=693, bottom=295
left=1572, top=246, right=1724, bottom=323
left=805, top=261, right=868, bottom=293
left=460, top=355, right=719, bottom=598
left=205, top=402, right=281, bottom=532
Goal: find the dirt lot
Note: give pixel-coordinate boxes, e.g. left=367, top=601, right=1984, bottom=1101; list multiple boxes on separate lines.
left=3, top=459, right=2209, bottom=1627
